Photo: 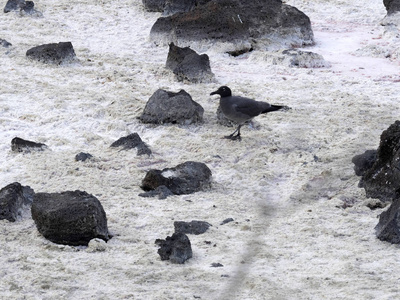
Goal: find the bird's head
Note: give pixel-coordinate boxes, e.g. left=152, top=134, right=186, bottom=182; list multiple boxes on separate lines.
left=210, top=86, right=232, bottom=97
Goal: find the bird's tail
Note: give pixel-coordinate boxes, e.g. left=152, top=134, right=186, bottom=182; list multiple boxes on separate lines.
left=262, top=105, right=290, bottom=114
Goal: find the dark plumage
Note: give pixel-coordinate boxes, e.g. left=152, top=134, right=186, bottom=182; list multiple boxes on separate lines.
left=210, top=86, right=287, bottom=140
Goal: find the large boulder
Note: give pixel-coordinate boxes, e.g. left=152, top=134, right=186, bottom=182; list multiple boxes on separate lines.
left=155, top=232, right=193, bottom=264
left=110, top=133, right=152, bottom=156
left=354, top=121, right=400, bottom=202
left=26, top=42, right=76, bottom=64
left=0, top=182, right=34, bottom=222
left=375, top=192, right=400, bottom=243
left=11, top=137, right=47, bottom=153
left=166, top=43, right=214, bottom=82
left=31, top=190, right=110, bottom=246
left=384, top=0, right=400, bottom=15
left=139, top=89, right=204, bottom=125
left=141, top=161, right=212, bottom=195
left=150, top=0, right=314, bottom=51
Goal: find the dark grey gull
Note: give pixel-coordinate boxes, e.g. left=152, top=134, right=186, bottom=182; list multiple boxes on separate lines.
left=210, top=86, right=288, bottom=140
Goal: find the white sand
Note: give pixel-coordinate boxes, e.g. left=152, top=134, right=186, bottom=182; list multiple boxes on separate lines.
left=1, top=0, right=400, bottom=299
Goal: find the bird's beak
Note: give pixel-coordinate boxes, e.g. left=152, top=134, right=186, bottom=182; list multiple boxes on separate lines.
left=210, top=91, right=217, bottom=96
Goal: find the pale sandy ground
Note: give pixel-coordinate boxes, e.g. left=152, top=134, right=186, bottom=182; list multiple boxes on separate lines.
left=1, top=1, right=400, bottom=299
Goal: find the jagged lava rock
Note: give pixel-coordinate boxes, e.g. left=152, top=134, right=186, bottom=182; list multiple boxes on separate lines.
left=166, top=43, right=214, bottom=82
left=110, top=133, right=152, bottom=156
left=174, top=220, right=211, bottom=235
left=31, top=190, right=110, bottom=246
left=11, top=137, right=47, bottom=153
left=352, top=150, right=377, bottom=177
left=139, top=89, right=204, bottom=125
left=150, top=0, right=314, bottom=50
left=26, top=42, right=76, bottom=64
left=357, top=121, right=400, bottom=202
left=155, top=232, right=193, bottom=264
left=375, top=193, right=400, bottom=243
left=0, top=182, right=34, bottom=222
left=141, top=161, right=212, bottom=195
left=384, top=0, right=400, bottom=15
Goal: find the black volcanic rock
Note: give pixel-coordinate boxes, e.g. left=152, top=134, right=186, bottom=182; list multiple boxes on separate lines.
left=384, top=0, right=400, bottom=15
left=143, top=0, right=211, bottom=15
left=4, top=0, right=34, bottom=13
left=150, top=0, right=314, bottom=50
left=26, top=42, right=76, bottom=64
left=142, top=0, right=165, bottom=12
left=356, top=121, right=400, bottom=202
left=139, top=89, right=204, bottom=125
left=31, top=190, right=110, bottom=246
left=163, top=0, right=196, bottom=16
left=174, top=220, right=211, bottom=235
left=0, top=182, right=34, bottom=222
left=110, top=133, right=152, bottom=156
left=1, top=38, right=12, bottom=47
left=352, top=150, right=377, bottom=178
left=75, top=152, right=93, bottom=162
left=11, top=137, right=47, bottom=153
left=141, top=161, right=212, bottom=195
left=155, top=232, right=193, bottom=264
left=166, top=43, right=214, bottom=83
left=376, top=192, right=400, bottom=243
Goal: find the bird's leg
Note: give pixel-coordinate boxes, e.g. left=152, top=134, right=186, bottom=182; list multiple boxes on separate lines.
left=225, top=125, right=242, bottom=141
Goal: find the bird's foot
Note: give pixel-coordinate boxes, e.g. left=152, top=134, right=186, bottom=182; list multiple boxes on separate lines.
left=224, top=134, right=241, bottom=141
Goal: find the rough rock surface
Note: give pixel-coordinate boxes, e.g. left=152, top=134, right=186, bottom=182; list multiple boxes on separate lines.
left=384, top=0, right=400, bottom=15
left=375, top=193, right=400, bottom=243
left=352, top=150, right=378, bottom=177
left=155, top=232, right=193, bottom=264
left=355, top=121, right=400, bottom=202
left=26, top=42, right=76, bottom=64
left=141, top=161, right=212, bottom=195
left=264, top=49, right=331, bottom=68
left=110, top=133, right=152, bottom=156
left=75, top=152, right=93, bottom=162
left=139, top=89, right=204, bottom=125
left=1, top=38, right=12, bottom=47
left=142, top=0, right=165, bottom=12
left=31, top=190, right=110, bottom=246
left=166, top=43, right=214, bottom=82
left=138, top=185, right=174, bottom=199
left=11, top=137, right=47, bottom=153
left=0, top=182, right=34, bottom=222
left=174, top=220, right=211, bottom=235
left=4, top=0, right=34, bottom=13
left=150, top=0, right=314, bottom=50
left=163, top=0, right=196, bottom=16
